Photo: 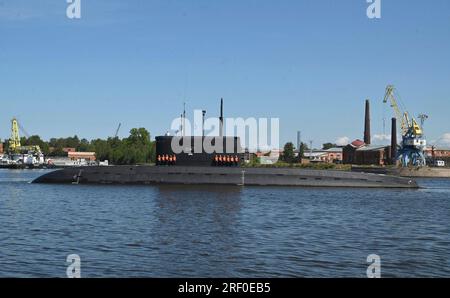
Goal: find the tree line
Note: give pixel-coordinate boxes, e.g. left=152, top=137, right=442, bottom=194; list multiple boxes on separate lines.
left=279, top=142, right=338, bottom=163
left=1, top=128, right=156, bottom=165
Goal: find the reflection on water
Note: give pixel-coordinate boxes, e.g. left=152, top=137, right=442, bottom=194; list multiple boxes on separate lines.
left=1, top=169, right=450, bottom=277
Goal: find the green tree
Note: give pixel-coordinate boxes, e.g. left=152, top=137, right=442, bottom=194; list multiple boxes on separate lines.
left=48, top=146, right=65, bottom=157
left=22, top=135, right=50, bottom=154
left=3, top=128, right=156, bottom=165
left=299, top=142, right=309, bottom=159
left=124, top=128, right=153, bottom=164
left=66, top=135, right=80, bottom=148
left=77, top=138, right=91, bottom=152
left=282, top=142, right=295, bottom=163
left=91, top=139, right=111, bottom=162
left=322, top=143, right=337, bottom=150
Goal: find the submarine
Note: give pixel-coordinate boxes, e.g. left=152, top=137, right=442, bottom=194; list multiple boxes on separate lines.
left=32, top=164, right=418, bottom=188
left=32, top=99, right=418, bottom=188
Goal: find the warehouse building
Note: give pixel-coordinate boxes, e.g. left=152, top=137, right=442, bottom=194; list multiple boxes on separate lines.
left=343, top=140, right=392, bottom=166
left=425, top=147, right=450, bottom=166
left=68, top=151, right=96, bottom=162
left=302, top=147, right=343, bottom=163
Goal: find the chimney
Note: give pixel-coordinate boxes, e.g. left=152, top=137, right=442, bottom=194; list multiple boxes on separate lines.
left=297, top=131, right=301, bottom=152
left=182, top=102, right=186, bottom=137
left=364, top=99, right=371, bottom=145
left=202, top=110, right=206, bottom=137
left=391, top=117, right=397, bottom=164
left=219, top=98, right=224, bottom=137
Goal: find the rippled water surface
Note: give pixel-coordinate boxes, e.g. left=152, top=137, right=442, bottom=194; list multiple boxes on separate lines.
left=1, top=169, right=450, bottom=277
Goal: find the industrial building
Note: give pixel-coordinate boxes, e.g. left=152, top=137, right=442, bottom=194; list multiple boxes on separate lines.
left=425, top=147, right=450, bottom=166
left=425, top=147, right=450, bottom=159
left=303, top=147, right=343, bottom=163
left=46, top=151, right=97, bottom=167
left=343, top=140, right=392, bottom=166
left=68, top=151, right=96, bottom=162
left=342, top=100, right=397, bottom=166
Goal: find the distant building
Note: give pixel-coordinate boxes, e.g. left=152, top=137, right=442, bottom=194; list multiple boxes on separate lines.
left=343, top=140, right=391, bottom=166
left=425, top=147, right=450, bottom=158
left=323, top=147, right=343, bottom=163
left=303, top=151, right=327, bottom=163
left=302, top=147, right=343, bottom=163
left=425, top=147, right=450, bottom=166
left=0, top=143, right=3, bottom=154
left=68, top=151, right=96, bottom=161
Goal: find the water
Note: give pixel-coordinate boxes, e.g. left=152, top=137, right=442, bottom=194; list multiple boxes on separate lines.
left=1, top=169, right=450, bottom=277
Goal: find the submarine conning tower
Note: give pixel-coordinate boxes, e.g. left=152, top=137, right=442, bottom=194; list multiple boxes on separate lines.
left=156, top=99, right=244, bottom=167
left=156, top=136, right=242, bottom=167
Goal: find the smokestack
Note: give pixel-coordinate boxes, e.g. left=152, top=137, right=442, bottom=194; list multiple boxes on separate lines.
left=364, top=99, right=371, bottom=145
left=391, top=117, right=397, bottom=165
left=202, top=110, right=206, bottom=137
left=182, top=102, right=186, bottom=137
left=297, top=131, right=301, bottom=151
left=180, top=114, right=183, bottom=136
left=219, top=98, right=223, bottom=137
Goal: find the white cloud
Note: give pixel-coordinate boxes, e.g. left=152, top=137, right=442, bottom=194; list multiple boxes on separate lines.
left=372, top=134, right=391, bottom=144
left=435, top=133, right=450, bottom=147
left=0, top=7, right=40, bottom=21
left=335, top=136, right=350, bottom=146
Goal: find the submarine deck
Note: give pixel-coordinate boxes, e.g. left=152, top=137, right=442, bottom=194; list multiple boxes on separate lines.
left=32, top=165, right=418, bottom=188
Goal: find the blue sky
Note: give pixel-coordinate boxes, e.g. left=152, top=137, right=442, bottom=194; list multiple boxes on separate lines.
left=1, top=0, right=449, bottom=148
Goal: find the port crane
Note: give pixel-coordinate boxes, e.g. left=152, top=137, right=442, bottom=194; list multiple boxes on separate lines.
left=9, top=118, right=42, bottom=154
left=9, top=118, right=21, bottom=153
left=383, top=85, right=427, bottom=167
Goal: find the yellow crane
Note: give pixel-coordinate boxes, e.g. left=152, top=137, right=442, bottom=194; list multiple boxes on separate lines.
left=383, top=85, right=423, bottom=137
left=383, top=85, right=422, bottom=136
left=8, top=118, right=42, bottom=154
left=382, top=85, right=427, bottom=166
left=9, top=118, right=22, bottom=153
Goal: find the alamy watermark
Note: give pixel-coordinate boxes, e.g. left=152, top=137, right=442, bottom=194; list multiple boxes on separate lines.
left=367, top=0, right=381, bottom=19
left=64, top=1, right=380, bottom=21
left=169, top=111, right=279, bottom=154
left=66, top=0, right=81, bottom=19
left=64, top=1, right=379, bottom=21
left=367, top=254, right=381, bottom=278
left=66, top=254, right=81, bottom=278
left=63, top=253, right=381, bottom=277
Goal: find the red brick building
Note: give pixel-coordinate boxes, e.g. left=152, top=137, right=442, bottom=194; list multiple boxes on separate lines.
left=343, top=140, right=392, bottom=166
left=425, top=147, right=450, bottom=158
left=68, top=151, right=96, bottom=161
left=425, top=147, right=450, bottom=165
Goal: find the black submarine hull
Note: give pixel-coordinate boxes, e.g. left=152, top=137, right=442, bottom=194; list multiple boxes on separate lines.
left=32, top=166, right=418, bottom=188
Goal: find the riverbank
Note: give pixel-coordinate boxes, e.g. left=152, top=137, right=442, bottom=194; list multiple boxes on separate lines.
left=352, top=165, right=450, bottom=178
